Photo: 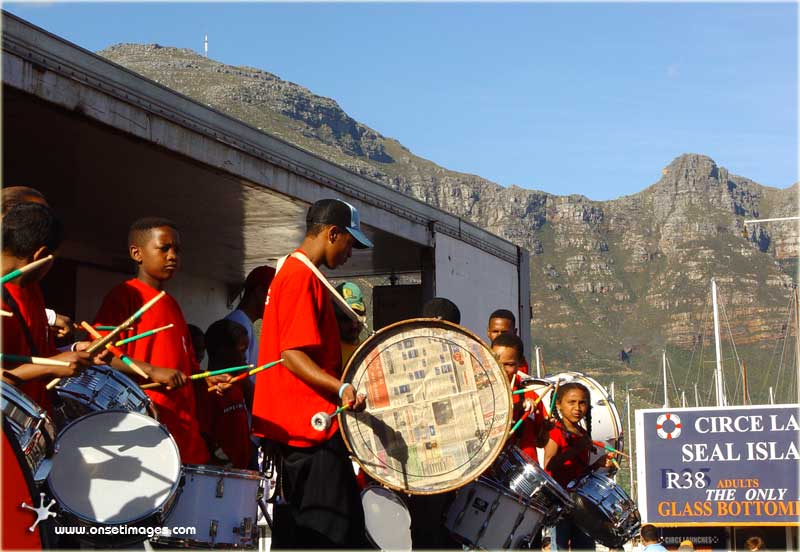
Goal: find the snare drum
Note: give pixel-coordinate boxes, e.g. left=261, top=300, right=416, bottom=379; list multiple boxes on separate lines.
left=535, top=372, right=623, bottom=464
left=490, top=445, right=574, bottom=527
left=53, top=365, right=155, bottom=426
left=340, top=319, right=512, bottom=495
left=153, top=464, right=265, bottom=548
left=567, top=470, right=640, bottom=549
left=47, top=410, right=182, bottom=546
left=1, top=383, right=56, bottom=484
left=445, top=477, right=545, bottom=550
left=361, top=486, right=412, bottom=551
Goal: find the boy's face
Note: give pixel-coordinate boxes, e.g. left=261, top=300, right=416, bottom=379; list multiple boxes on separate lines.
left=322, top=226, right=354, bottom=270
left=487, top=317, right=514, bottom=343
left=131, top=226, right=181, bottom=282
left=493, top=345, right=520, bottom=382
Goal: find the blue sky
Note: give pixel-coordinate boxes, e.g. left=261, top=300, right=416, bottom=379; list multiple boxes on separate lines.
left=5, top=2, right=798, bottom=200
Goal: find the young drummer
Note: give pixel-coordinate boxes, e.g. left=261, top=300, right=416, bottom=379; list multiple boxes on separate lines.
left=491, top=333, right=551, bottom=459
left=252, top=198, right=371, bottom=548
left=94, top=217, right=208, bottom=464
left=1, top=203, right=101, bottom=409
left=544, top=382, right=613, bottom=551
left=194, top=320, right=252, bottom=469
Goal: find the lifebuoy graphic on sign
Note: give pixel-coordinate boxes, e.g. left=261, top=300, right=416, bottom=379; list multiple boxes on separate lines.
left=656, top=412, right=682, bottom=439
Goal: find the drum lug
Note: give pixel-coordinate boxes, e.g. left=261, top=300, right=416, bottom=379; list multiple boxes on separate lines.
left=453, top=485, right=476, bottom=527
left=234, top=517, right=254, bottom=539
left=209, top=519, right=218, bottom=539
left=476, top=494, right=501, bottom=545
left=216, top=478, right=224, bottom=498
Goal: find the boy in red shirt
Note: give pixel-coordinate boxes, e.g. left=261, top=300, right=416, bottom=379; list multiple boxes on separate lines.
left=94, top=217, right=208, bottom=464
left=487, top=309, right=530, bottom=374
left=194, top=319, right=253, bottom=469
left=252, top=198, right=372, bottom=548
left=491, top=333, right=551, bottom=459
left=1, top=203, right=101, bottom=409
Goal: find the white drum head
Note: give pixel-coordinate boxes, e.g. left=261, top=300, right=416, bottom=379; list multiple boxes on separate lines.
left=48, top=410, right=181, bottom=524
left=361, top=486, right=412, bottom=551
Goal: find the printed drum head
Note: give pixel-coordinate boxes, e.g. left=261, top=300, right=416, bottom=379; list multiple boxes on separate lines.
left=340, top=319, right=512, bottom=494
left=47, top=410, right=181, bottom=524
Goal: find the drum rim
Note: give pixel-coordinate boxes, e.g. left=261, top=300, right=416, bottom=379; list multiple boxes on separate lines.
left=339, top=318, right=513, bottom=495
left=54, top=365, right=154, bottom=408
left=47, top=409, right=182, bottom=525
left=182, top=463, right=266, bottom=481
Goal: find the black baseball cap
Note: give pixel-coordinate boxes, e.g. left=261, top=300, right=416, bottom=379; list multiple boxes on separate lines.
left=306, top=198, right=373, bottom=249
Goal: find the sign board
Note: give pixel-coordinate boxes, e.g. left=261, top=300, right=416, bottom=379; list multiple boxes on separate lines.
left=636, top=404, right=800, bottom=526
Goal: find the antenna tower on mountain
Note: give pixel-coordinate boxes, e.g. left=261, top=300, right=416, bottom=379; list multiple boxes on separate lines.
left=204, top=34, right=208, bottom=58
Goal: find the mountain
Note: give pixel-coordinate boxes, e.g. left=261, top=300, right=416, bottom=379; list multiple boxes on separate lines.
left=99, top=43, right=799, bottom=404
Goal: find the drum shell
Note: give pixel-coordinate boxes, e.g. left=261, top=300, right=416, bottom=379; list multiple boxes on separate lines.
left=1, top=384, right=56, bottom=484
left=568, top=470, right=641, bottom=549
left=445, top=476, right=545, bottom=550
left=46, top=410, right=182, bottom=546
left=152, top=464, right=265, bottom=548
left=489, top=445, right=574, bottom=527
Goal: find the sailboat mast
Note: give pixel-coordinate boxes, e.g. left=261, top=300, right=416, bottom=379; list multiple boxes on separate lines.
left=626, top=390, right=635, bottom=499
left=712, top=279, right=726, bottom=406
left=794, top=287, right=800, bottom=404
left=769, top=386, right=775, bottom=405
left=681, top=391, right=687, bottom=408
left=662, top=350, right=669, bottom=408
left=535, top=346, right=542, bottom=379
left=694, top=383, right=700, bottom=407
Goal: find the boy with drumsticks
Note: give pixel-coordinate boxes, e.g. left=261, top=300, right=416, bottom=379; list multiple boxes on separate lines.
left=94, top=217, right=208, bottom=464
left=1, top=203, right=107, bottom=409
left=491, top=333, right=552, bottom=459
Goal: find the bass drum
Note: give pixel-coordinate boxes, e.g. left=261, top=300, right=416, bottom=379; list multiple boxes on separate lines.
left=340, top=319, right=512, bottom=495
left=531, top=372, right=623, bottom=464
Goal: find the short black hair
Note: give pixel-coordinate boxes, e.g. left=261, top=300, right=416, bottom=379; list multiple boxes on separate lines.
left=128, top=217, right=179, bottom=246
left=204, top=319, right=248, bottom=360
left=2, top=186, right=47, bottom=216
left=2, top=203, right=63, bottom=258
left=305, top=222, right=332, bottom=238
left=491, top=333, right=524, bottom=361
left=640, top=524, right=659, bottom=542
left=188, top=324, right=205, bottom=343
left=422, top=297, right=461, bottom=324
left=489, top=309, right=516, bottom=326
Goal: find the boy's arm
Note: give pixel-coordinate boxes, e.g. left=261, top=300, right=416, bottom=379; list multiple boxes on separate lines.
left=282, top=348, right=367, bottom=410
left=109, top=356, right=187, bottom=389
left=1, top=350, right=94, bottom=384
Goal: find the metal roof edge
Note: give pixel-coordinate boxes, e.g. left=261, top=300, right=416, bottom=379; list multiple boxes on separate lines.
left=2, top=10, right=522, bottom=265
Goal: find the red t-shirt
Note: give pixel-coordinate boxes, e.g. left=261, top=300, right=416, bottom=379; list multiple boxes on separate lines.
left=2, top=431, right=42, bottom=550
left=1, top=283, right=55, bottom=412
left=94, top=278, right=208, bottom=464
left=251, top=252, right=342, bottom=447
left=194, top=379, right=251, bottom=469
left=546, top=423, right=591, bottom=487
left=519, top=357, right=529, bottom=375
left=511, top=379, right=546, bottom=461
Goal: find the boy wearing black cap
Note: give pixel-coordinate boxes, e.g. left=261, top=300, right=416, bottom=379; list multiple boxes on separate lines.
left=251, top=198, right=372, bottom=548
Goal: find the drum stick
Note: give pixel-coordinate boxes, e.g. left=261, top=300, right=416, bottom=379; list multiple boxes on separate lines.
left=610, top=458, right=621, bottom=470
left=332, top=403, right=352, bottom=417
left=94, top=325, right=119, bottom=331
left=1, top=255, right=54, bottom=284
left=510, top=402, right=533, bottom=433
left=114, top=324, right=174, bottom=346
left=207, top=358, right=283, bottom=392
left=86, top=291, right=167, bottom=355
left=144, top=363, right=255, bottom=391
left=45, top=323, right=150, bottom=389
left=549, top=379, right=561, bottom=414
left=512, top=382, right=554, bottom=396
left=80, top=322, right=149, bottom=376
left=1, top=310, right=12, bottom=317
left=0, top=354, right=71, bottom=367
left=593, top=440, right=630, bottom=458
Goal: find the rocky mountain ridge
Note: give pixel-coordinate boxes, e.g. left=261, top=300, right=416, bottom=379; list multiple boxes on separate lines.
left=99, top=43, right=799, bottom=403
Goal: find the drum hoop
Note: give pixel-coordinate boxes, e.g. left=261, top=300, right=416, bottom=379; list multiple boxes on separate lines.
left=339, top=318, right=512, bottom=495
left=182, top=463, right=266, bottom=482
left=48, top=410, right=182, bottom=525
